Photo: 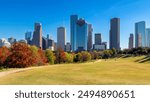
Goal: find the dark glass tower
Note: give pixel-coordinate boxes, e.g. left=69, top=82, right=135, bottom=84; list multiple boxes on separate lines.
left=109, top=18, right=120, bottom=50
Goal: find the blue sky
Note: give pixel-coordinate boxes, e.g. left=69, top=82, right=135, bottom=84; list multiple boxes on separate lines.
left=0, top=0, right=150, bottom=49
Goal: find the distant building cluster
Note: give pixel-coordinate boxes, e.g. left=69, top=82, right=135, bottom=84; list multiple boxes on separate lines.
left=1, top=15, right=150, bottom=51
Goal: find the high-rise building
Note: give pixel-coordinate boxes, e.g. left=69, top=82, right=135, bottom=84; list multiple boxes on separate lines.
left=109, top=18, right=120, bottom=50
left=66, top=42, right=71, bottom=52
left=57, top=27, right=66, bottom=50
left=32, top=23, right=42, bottom=49
left=47, top=39, right=54, bottom=50
left=8, top=37, right=16, bottom=45
left=146, top=28, right=150, bottom=47
left=87, top=24, right=93, bottom=51
left=129, top=33, right=134, bottom=49
left=70, top=15, right=78, bottom=51
left=42, top=37, right=48, bottom=50
left=95, top=33, right=102, bottom=45
left=76, top=18, right=88, bottom=51
left=135, top=21, right=146, bottom=48
left=25, top=31, right=32, bottom=45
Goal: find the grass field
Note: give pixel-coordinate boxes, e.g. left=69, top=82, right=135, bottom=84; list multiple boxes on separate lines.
left=0, top=56, right=150, bottom=85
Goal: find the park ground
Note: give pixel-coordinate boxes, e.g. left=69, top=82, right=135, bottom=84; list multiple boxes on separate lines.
left=0, top=56, right=150, bottom=85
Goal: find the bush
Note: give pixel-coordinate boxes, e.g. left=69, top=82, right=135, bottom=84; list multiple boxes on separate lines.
left=6, top=43, right=35, bottom=68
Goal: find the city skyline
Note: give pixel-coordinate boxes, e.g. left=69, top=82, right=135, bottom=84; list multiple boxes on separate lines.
left=0, top=0, right=150, bottom=49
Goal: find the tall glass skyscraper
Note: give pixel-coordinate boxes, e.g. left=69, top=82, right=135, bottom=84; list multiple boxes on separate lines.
left=70, top=15, right=78, bottom=51
left=109, top=18, right=120, bottom=50
left=146, top=28, right=150, bottom=47
left=135, top=21, right=146, bottom=48
left=76, top=18, right=88, bottom=51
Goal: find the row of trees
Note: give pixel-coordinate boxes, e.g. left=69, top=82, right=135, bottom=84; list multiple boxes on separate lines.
left=1, top=43, right=150, bottom=68
left=0, top=43, right=100, bottom=68
left=121, top=47, right=150, bottom=56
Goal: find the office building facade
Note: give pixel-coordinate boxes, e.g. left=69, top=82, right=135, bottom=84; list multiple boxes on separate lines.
left=70, top=15, right=78, bottom=51
left=129, top=33, right=134, bottom=49
left=87, top=24, right=93, bottom=51
left=76, top=18, right=88, bottom=51
left=146, top=28, right=150, bottom=47
left=135, top=21, right=146, bottom=48
left=109, top=18, right=120, bottom=50
left=57, top=27, right=66, bottom=50
left=32, top=23, right=42, bottom=49
left=95, top=33, right=102, bottom=45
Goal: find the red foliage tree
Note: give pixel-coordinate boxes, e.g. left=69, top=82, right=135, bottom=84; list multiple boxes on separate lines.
left=0, top=46, right=10, bottom=66
left=6, top=43, right=36, bottom=68
left=37, top=49, right=47, bottom=65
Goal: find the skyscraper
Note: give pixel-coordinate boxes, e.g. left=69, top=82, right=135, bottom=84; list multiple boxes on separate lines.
left=129, top=33, right=134, bottom=49
left=146, top=28, right=150, bottom=47
left=32, top=23, right=42, bottom=49
left=109, top=18, right=120, bottom=50
left=42, top=37, right=48, bottom=50
left=76, top=18, right=88, bottom=51
left=57, top=27, right=66, bottom=50
left=8, top=37, right=16, bottom=45
left=25, top=31, right=32, bottom=45
left=87, top=24, right=93, bottom=51
left=95, top=33, right=102, bottom=45
left=70, top=15, right=78, bottom=51
left=135, top=21, right=146, bottom=48
left=66, top=42, right=71, bottom=52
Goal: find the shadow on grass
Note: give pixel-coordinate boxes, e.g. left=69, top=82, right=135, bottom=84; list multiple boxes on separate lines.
left=134, top=56, right=150, bottom=63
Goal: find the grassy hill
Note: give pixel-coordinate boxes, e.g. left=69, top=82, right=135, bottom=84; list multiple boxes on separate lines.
left=0, top=56, right=150, bottom=85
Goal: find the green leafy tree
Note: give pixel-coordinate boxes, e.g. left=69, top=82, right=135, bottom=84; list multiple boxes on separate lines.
left=45, top=49, right=55, bottom=64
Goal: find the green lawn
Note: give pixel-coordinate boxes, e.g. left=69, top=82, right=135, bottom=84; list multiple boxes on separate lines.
left=0, top=56, right=150, bottom=85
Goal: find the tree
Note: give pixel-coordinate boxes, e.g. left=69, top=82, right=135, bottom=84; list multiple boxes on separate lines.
left=103, top=50, right=111, bottom=59
left=6, top=43, right=35, bottom=68
left=37, top=49, right=47, bottom=65
left=0, top=46, right=10, bottom=67
left=65, top=52, right=73, bottom=63
left=45, top=49, right=55, bottom=64
left=81, top=51, right=91, bottom=62
left=55, top=48, right=66, bottom=63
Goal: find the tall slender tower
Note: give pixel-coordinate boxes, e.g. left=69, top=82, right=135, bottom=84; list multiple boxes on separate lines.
left=87, top=24, right=93, bottom=51
left=109, top=18, right=120, bottom=50
left=129, top=33, right=134, bottom=49
left=57, top=27, right=66, bottom=50
left=135, top=21, right=146, bottom=48
left=76, top=18, right=88, bottom=51
left=32, top=23, right=42, bottom=49
left=146, top=28, right=150, bottom=47
left=70, top=15, right=78, bottom=51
